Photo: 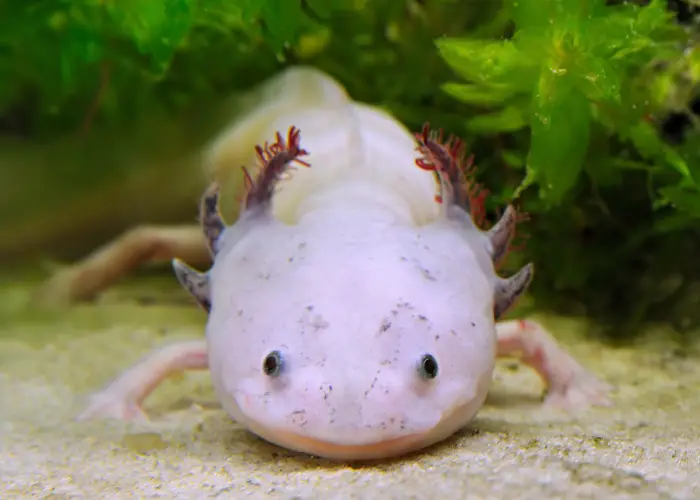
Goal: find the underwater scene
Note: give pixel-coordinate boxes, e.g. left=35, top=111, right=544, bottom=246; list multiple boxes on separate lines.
left=1, top=1, right=699, bottom=498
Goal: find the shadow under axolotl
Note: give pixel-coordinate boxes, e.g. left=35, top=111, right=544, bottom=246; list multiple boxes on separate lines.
left=152, top=384, right=551, bottom=469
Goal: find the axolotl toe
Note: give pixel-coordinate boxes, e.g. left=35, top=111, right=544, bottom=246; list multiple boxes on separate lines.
left=77, top=67, right=612, bottom=461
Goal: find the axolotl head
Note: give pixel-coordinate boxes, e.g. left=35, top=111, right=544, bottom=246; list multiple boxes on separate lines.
left=172, top=126, right=533, bottom=460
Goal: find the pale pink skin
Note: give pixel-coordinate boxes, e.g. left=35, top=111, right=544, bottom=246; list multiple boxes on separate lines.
left=76, top=67, right=612, bottom=461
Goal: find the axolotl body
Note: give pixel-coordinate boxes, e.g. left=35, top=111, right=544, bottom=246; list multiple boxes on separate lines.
left=77, top=67, right=611, bottom=461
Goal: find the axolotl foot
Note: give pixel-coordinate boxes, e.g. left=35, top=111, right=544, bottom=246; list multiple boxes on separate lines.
left=76, top=340, right=209, bottom=422
left=496, top=319, right=613, bottom=410
left=77, top=391, right=149, bottom=422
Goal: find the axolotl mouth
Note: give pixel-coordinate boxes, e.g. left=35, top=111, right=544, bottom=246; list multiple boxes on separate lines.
left=219, top=376, right=491, bottom=461
left=238, top=419, right=431, bottom=461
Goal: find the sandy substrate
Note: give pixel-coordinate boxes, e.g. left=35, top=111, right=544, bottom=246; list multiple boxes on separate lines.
left=1, top=278, right=699, bottom=499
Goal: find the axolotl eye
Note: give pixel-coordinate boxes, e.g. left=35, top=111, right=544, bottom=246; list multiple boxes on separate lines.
left=262, top=350, right=284, bottom=377
left=417, top=353, right=439, bottom=380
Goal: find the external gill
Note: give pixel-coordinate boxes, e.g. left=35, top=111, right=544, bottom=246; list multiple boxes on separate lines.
left=414, top=123, right=485, bottom=224
left=414, top=123, right=529, bottom=269
left=242, top=126, right=310, bottom=209
left=172, top=126, right=310, bottom=313
left=414, top=122, right=534, bottom=320
left=200, top=182, right=226, bottom=257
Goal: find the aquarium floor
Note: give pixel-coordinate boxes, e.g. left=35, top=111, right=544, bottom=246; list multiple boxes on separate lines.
left=1, top=278, right=699, bottom=500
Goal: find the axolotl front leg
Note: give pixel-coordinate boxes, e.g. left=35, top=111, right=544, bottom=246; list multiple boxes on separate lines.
left=76, top=340, right=209, bottom=421
left=74, top=184, right=229, bottom=422
left=480, top=220, right=611, bottom=408
left=495, top=319, right=612, bottom=408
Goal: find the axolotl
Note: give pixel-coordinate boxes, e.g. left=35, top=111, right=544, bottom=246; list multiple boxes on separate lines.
left=77, top=67, right=612, bottom=461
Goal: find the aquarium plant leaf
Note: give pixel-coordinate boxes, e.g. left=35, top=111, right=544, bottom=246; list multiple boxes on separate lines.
left=573, top=53, right=621, bottom=105
left=441, top=82, right=518, bottom=107
left=627, top=121, right=696, bottom=185
left=466, top=105, right=528, bottom=134
left=435, top=37, right=538, bottom=92
left=437, top=0, right=688, bottom=205
left=529, top=74, right=591, bottom=203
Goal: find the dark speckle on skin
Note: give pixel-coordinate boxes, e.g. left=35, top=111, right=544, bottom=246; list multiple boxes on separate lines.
left=417, top=314, right=428, bottom=322
left=471, top=321, right=476, bottom=327
left=258, top=273, right=271, bottom=280
left=298, top=306, right=327, bottom=333
left=379, top=318, right=392, bottom=334
left=407, top=256, right=436, bottom=281
left=311, top=315, right=329, bottom=331
left=363, top=372, right=380, bottom=398
left=435, top=334, right=440, bottom=340
left=290, top=410, right=308, bottom=427
left=284, top=242, right=306, bottom=263
left=319, top=383, right=333, bottom=400
left=417, top=265, right=437, bottom=281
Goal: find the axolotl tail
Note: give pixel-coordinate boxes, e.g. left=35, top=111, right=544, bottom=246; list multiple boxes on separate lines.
left=205, top=66, right=440, bottom=227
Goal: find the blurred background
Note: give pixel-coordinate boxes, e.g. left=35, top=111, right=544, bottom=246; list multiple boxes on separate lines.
left=0, top=0, right=698, bottom=338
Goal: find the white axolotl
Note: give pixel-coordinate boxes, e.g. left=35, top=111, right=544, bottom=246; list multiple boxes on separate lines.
left=77, top=67, right=612, bottom=461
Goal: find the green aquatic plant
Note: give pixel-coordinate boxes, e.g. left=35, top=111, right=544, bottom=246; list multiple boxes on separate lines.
left=437, top=0, right=692, bottom=204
